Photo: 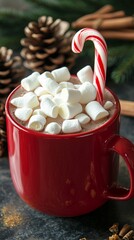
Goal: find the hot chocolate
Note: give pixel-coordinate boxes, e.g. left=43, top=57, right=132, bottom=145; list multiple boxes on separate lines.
left=9, top=69, right=116, bottom=135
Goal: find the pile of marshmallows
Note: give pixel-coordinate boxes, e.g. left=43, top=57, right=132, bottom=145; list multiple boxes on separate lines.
left=10, top=66, right=113, bottom=134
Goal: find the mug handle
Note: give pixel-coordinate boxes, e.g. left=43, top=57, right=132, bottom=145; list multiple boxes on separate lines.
left=105, top=134, right=134, bottom=200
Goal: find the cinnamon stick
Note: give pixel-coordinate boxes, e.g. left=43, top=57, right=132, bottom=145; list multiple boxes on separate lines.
left=95, top=4, right=114, bottom=14
left=120, top=100, right=134, bottom=117
left=72, top=16, right=134, bottom=30
left=119, top=224, right=131, bottom=238
left=99, top=16, right=134, bottom=30
left=100, top=30, right=134, bottom=40
left=72, top=11, right=126, bottom=27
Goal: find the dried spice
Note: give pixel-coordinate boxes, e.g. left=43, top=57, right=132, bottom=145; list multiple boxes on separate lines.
left=109, top=223, right=119, bottom=234
left=119, top=224, right=131, bottom=238
left=108, top=223, right=134, bottom=240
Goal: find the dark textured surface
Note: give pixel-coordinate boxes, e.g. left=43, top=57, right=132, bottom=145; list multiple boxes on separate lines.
left=0, top=62, right=134, bottom=239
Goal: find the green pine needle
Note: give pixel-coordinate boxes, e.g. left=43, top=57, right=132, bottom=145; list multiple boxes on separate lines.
left=25, top=0, right=96, bottom=13
left=111, top=46, right=134, bottom=83
left=0, top=8, right=40, bottom=49
left=24, top=0, right=101, bottom=22
left=108, top=44, right=130, bottom=67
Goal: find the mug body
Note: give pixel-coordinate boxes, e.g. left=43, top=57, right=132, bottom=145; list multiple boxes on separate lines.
left=5, top=86, right=120, bottom=217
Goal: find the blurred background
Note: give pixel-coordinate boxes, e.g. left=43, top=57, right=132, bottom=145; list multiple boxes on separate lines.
left=0, top=0, right=134, bottom=83
left=0, top=0, right=28, bottom=9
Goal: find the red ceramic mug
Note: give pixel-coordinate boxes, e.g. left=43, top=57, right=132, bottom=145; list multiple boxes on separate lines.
left=5, top=85, right=134, bottom=217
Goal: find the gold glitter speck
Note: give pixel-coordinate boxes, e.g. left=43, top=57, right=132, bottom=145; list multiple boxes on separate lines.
left=1, top=204, right=23, bottom=228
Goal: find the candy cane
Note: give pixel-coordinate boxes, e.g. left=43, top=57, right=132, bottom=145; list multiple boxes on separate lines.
left=72, top=28, right=107, bottom=104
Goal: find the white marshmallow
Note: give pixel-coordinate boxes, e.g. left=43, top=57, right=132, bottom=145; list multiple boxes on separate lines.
left=40, top=98, right=59, bottom=118
left=51, top=67, right=71, bottom=82
left=74, top=84, right=81, bottom=89
left=60, top=88, right=81, bottom=104
left=45, top=122, right=61, bottom=134
left=10, top=97, right=24, bottom=108
left=23, top=92, right=39, bottom=108
left=11, top=92, right=39, bottom=108
left=53, top=93, right=62, bottom=105
left=62, top=119, right=81, bottom=133
left=79, top=82, right=97, bottom=104
left=38, top=71, right=54, bottom=80
left=39, top=94, right=53, bottom=102
left=21, top=72, right=40, bottom=91
left=59, top=103, right=82, bottom=119
left=75, top=113, right=90, bottom=125
left=34, top=86, right=47, bottom=96
left=15, top=107, right=32, bottom=121
left=77, top=65, right=93, bottom=83
left=33, top=109, right=46, bottom=118
left=59, top=81, right=74, bottom=89
left=28, top=115, right=46, bottom=131
left=85, top=101, right=109, bottom=121
left=39, top=77, right=61, bottom=95
left=103, top=101, right=113, bottom=110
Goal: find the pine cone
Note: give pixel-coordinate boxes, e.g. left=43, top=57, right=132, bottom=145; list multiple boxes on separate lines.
left=0, top=47, right=25, bottom=98
left=0, top=100, right=6, bottom=157
left=20, top=16, right=76, bottom=73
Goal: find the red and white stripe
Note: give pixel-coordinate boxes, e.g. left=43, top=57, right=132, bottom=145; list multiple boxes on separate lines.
left=72, top=28, right=107, bottom=104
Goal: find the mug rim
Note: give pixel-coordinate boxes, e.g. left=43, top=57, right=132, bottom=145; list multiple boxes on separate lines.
left=5, top=85, right=120, bottom=139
